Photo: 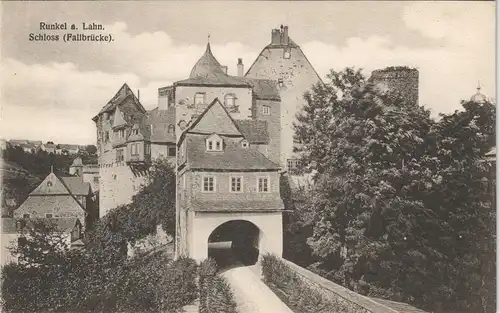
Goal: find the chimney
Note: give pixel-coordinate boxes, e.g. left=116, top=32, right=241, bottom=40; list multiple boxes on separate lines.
left=271, top=29, right=280, bottom=45
left=283, top=26, right=289, bottom=45
left=237, top=58, right=244, bottom=77
left=221, top=65, right=228, bottom=74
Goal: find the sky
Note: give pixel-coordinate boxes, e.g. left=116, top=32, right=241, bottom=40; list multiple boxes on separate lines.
left=0, top=1, right=496, bottom=145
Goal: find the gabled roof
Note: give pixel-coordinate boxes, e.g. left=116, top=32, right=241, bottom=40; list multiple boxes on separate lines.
left=186, top=98, right=242, bottom=137
left=2, top=217, right=81, bottom=234
left=93, top=83, right=146, bottom=121
left=184, top=134, right=280, bottom=171
left=234, top=120, right=269, bottom=144
left=30, top=172, right=71, bottom=196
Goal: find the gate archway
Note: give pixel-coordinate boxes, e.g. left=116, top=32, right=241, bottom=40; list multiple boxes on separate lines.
left=207, top=220, right=261, bottom=268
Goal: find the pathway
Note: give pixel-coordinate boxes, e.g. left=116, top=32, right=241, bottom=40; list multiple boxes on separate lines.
left=221, top=263, right=295, bottom=313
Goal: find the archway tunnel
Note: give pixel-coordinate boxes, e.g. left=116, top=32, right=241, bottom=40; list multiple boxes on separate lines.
left=207, top=220, right=261, bottom=269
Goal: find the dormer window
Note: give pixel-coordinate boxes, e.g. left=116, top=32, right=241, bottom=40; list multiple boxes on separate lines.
left=206, top=134, right=223, bottom=152
left=262, top=105, right=270, bottom=115
left=194, top=93, right=206, bottom=105
left=284, top=48, right=291, bottom=59
left=168, top=124, right=175, bottom=134
left=278, top=78, right=284, bottom=87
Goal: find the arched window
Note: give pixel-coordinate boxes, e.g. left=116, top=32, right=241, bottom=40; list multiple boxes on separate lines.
left=168, top=124, right=175, bottom=133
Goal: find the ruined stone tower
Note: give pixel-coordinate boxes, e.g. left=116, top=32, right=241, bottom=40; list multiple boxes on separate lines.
left=368, top=66, right=419, bottom=106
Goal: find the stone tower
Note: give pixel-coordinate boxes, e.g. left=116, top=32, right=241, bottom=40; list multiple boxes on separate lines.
left=368, top=66, right=419, bottom=106
left=245, top=25, right=323, bottom=168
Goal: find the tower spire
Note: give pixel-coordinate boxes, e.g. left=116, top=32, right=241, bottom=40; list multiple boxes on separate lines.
left=477, top=80, right=481, bottom=92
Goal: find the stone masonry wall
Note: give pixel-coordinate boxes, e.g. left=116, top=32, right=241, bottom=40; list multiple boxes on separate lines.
left=99, top=163, right=148, bottom=217
left=284, top=260, right=405, bottom=313
left=369, top=67, right=419, bottom=106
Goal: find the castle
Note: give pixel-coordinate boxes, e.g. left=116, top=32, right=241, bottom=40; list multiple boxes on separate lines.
left=93, top=26, right=419, bottom=261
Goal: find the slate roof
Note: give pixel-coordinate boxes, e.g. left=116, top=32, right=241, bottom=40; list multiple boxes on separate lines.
left=142, top=107, right=176, bottom=143
left=93, top=83, right=146, bottom=121
left=30, top=173, right=72, bottom=196
left=238, top=78, right=281, bottom=101
left=185, top=134, right=280, bottom=171
left=60, top=177, right=91, bottom=196
left=16, top=195, right=85, bottom=214
left=175, top=75, right=251, bottom=87
left=234, top=120, right=269, bottom=144
left=2, top=218, right=80, bottom=234
left=190, top=199, right=284, bottom=212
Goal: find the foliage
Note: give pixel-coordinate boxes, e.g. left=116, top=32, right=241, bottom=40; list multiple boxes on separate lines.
left=292, top=67, right=495, bottom=312
left=131, top=156, right=177, bottom=236
left=1, top=221, right=197, bottom=313
left=199, top=258, right=238, bottom=313
left=85, top=144, right=98, bottom=155
left=261, top=254, right=351, bottom=313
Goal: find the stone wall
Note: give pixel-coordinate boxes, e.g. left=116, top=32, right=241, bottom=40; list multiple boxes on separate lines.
left=284, top=259, right=422, bottom=313
left=99, top=163, right=148, bottom=217
left=369, top=67, right=419, bottom=106
left=254, top=99, right=281, bottom=165
left=245, top=44, right=323, bottom=166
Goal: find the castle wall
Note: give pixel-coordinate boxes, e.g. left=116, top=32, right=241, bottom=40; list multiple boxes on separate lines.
left=99, top=163, right=148, bottom=217
left=254, top=99, right=281, bottom=165
left=246, top=46, right=323, bottom=166
left=369, top=67, right=419, bottom=106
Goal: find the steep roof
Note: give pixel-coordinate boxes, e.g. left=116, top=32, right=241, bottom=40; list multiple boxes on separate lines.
left=176, top=43, right=251, bottom=87
left=187, top=98, right=241, bottom=136
left=112, top=106, right=128, bottom=129
left=30, top=172, right=72, bottom=196
left=93, top=83, right=146, bottom=121
left=239, top=78, right=281, bottom=101
left=60, top=177, right=90, bottom=196
left=2, top=217, right=80, bottom=234
left=234, top=120, right=269, bottom=144
left=185, top=134, right=280, bottom=171
left=142, top=107, right=176, bottom=144
left=16, top=195, right=86, bottom=215
left=190, top=43, right=226, bottom=78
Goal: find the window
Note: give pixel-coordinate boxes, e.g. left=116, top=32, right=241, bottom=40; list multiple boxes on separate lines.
left=262, top=105, right=270, bottom=115
left=287, top=159, right=299, bottom=173
left=132, top=129, right=139, bottom=135
left=130, top=144, right=139, bottom=156
left=230, top=177, right=243, bottom=193
left=47, top=181, right=53, bottom=187
left=118, top=129, right=125, bottom=139
left=284, top=48, right=291, bottom=59
left=93, top=176, right=99, bottom=183
left=150, top=125, right=154, bottom=136
left=225, top=94, right=236, bottom=107
left=202, top=176, right=215, bottom=192
left=116, top=149, right=124, bottom=162
left=278, top=78, right=284, bottom=87
left=23, top=213, right=30, bottom=219
left=105, top=131, right=110, bottom=142
left=206, top=138, right=223, bottom=152
left=45, top=213, right=53, bottom=218
left=168, top=146, right=176, bottom=157
left=241, top=140, right=249, bottom=148
left=168, top=124, right=175, bottom=134
left=194, top=93, right=206, bottom=105
left=145, top=144, right=151, bottom=155
left=258, top=177, right=269, bottom=192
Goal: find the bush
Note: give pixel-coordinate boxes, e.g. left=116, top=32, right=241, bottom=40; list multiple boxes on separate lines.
left=261, top=253, right=345, bottom=313
left=199, top=258, right=238, bottom=313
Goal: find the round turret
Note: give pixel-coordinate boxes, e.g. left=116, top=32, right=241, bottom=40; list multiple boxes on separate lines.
left=189, top=43, right=225, bottom=78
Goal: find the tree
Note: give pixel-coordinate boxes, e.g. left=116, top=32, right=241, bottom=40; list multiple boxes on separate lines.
left=85, top=144, right=97, bottom=155
left=292, top=67, right=496, bottom=312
